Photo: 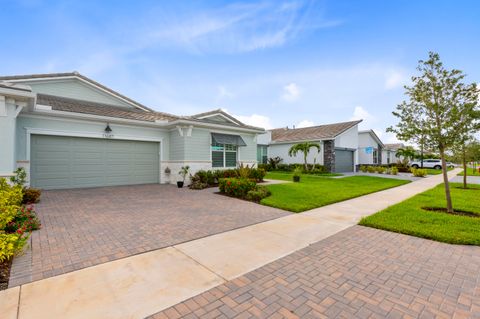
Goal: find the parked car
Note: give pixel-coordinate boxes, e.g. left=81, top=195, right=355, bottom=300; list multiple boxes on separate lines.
left=409, top=159, right=454, bottom=169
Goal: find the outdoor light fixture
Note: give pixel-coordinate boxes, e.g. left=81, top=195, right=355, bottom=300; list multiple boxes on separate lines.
left=105, top=123, right=112, bottom=133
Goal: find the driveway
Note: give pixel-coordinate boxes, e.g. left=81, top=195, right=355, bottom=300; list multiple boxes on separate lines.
left=9, top=184, right=288, bottom=287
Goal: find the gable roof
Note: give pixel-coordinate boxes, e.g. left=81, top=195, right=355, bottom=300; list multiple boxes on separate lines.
left=191, top=109, right=244, bottom=125
left=359, top=129, right=385, bottom=148
left=36, top=94, right=177, bottom=122
left=270, top=120, right=362, bottom=143
left=0, top=72, right=154, bottom=112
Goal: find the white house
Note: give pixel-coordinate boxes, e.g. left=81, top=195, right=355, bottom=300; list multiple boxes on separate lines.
left=257, top=120, right=361, bottom=172
left=358, top=130, right=384, bottom=165
left=382, top=143, right=405, bottom=164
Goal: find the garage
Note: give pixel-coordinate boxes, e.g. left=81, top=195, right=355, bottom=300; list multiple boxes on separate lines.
left=334, top=148, right=354, bottom=172
left=30, top=135, right=160, bottom=189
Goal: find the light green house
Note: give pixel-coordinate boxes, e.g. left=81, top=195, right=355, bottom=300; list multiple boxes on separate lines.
left=0, top=72, right=264, bottom=189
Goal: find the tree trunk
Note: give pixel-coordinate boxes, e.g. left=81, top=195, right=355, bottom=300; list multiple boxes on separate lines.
left=439, top=147, right=454, bottom=213
left=304, top=152, right=308, bottom=171
left=462, top=147, right=467, bottom=189
left=420, top=141, right=424, bottom=168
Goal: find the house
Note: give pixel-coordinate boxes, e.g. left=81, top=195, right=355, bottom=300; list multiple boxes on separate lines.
left=257, top=120, right=362, bottom=172
left=382, top=143, right=405, bottom=164
left=0, top=72, right=264, bottom=189
left=358, top=130, right=384, bottom=165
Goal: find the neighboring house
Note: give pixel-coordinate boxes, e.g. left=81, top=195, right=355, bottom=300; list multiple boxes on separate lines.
left=257, top=120, right=362, bottom=172
left=0, top=72, right=263, bottom=189
left=358, top=130, right=384, bottom=165
left=382, top=143, right=405, bottom=164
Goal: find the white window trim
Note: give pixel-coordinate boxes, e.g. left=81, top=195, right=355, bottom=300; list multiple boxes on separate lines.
left=211, top=142, right=238, bottom=168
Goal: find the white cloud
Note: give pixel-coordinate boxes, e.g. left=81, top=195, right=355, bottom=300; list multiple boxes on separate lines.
left=224, top=110, right=273, bottom=129
left=385, top=70, right=406, bottom=90
left=216, top=85, right=234, bottom=101
left=350, top=106, right=377, bottom=128
left=296, top=120, right=314, bottom=128
left=281, top=83, right=301, bottom=102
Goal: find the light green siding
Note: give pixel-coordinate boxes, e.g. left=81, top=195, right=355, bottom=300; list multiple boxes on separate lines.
left=30, top=135, right=159, bottom=189
left=21, top=79, right=133, bottom=107
left=169, top=129, right=185, bottom=160
left=185, top=128, right=210, bottom=161
left=239, top=133, right=257, bottom=163
left=15, top=116, right=169, bottom=161
left=0, top=101, right=17, bottom=174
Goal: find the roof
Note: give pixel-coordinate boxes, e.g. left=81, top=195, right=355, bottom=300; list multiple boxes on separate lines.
left=0, top=72, right=154, bottom=112
left=0, top=82, right=32, bottom=92
left=384, top=143, right=404, bottom=150
left=189, top=108, right=263, bottom=131
left=36, top=94, right=177, bottom=122
left=270, top=120, right=362, bottom=143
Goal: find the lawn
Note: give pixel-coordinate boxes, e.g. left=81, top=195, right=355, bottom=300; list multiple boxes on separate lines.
left=261, top=173, right=409, bottom=212
left=265, top=171, right=342, bottom=181
left=360, top=183, right=480, bottom=245
left=425, top=167, right=453, bottom=175
left=457, top=167, right=480, bottom=176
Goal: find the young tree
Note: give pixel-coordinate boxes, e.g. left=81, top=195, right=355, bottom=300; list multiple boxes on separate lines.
left=388, top=52, right=479, bottom=213
left=288, top=142, right=321, bottom=171
left=395, top=146, right=417, bottom=162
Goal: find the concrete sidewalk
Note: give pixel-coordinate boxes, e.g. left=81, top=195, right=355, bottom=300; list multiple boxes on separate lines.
left=0, top=169, right=461, bottom=319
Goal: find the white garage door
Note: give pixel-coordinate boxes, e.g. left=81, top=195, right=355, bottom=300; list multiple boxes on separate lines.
left=30, top=135, right=159, bottom=189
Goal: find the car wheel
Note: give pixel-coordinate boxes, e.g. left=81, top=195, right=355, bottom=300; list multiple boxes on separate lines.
left=434, top=165, right=441, bottom=170
left=411, top=164, right=419, bottom=169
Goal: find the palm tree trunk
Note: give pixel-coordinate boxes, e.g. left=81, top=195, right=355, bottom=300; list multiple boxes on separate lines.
left=304, top=152, right=308, bottom=171
left=439, top=147, right=454, bottom=213
left=463, top=147, right=467, bottom=189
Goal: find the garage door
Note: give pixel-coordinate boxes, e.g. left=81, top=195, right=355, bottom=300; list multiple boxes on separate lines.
left=30, top=135, right=159, bottom=189
left=335, top=149, right=354, bottom=172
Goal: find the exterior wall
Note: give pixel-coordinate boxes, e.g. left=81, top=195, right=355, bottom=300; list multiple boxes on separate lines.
left=0, top=97, right=17, bottom=177
left=382, top=149, right=398, bottom=164
left=256, top=131, right=271, bottom=145
left=18, top=79, right=133, bottom=108
left=335, top=126, right=359, bottom=168
left=323, top=140, right=335, bottom=172
left=358, top=132, right=378, bottom=165
left=267, top=141, right=324, bottom=165
left=15, top=115, right=170, bottom=184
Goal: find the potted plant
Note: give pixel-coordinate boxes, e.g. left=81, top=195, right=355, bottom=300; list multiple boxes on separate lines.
left=177, top=166, right=190, bottom=188
left=292, top=167, right=302, bottom=182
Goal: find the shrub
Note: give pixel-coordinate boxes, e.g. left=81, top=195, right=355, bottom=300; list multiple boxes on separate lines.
left=219, top=178, right=256, bottom=198
left=10, top=167, right=27, bottom=187
left=237, top=163, right=251, bottom=179
left=245, top=185, right=271, bottom=202
left=0, top=178, right=23, bottom=230
left=4, top=205, right=41, bottom=233
left=258, top=163, right=271, bottom=171
left=0, top=233, right=28, bottom=262
left=412, top=168, right=427, bottom=177
left=249, top=168, right=266, bottom=182
left=360, top=165, right=368, bottom=173
left=268, top=156, right=282, bottom=169
left=367, top=166, right=376, bottom=173
left=22, top=188, right=41, bottom=204
left=391, top=167, right=399, bottom=175
left=376, top=166, right=385, bottom=174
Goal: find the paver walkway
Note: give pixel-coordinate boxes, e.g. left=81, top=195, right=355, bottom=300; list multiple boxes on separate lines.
left=9, top=184, right=288, bottom=287
left=0, top=169, right=463, bottom=319
left=150, top=225, right=480, bottom=319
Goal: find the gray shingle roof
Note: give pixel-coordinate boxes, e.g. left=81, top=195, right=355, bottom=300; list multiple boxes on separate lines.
left=384, top=143, right=405, bottom=150
left=270, top=120, right=362, bottom=143
left=37, top=94, right=178, bottom=122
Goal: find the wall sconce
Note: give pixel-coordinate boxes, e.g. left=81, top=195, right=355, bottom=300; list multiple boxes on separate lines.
left=105, top=123, right=112, bottom=133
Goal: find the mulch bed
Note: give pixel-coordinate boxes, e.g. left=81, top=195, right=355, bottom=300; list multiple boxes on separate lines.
left=0, top=259, right=12, bottom=290
left=422, top=207, right=480, bottom=218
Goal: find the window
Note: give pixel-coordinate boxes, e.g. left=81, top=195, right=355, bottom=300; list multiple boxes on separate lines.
left=387, top=151, right=391, bottom=164
left=257, top=145, right=268, bottom=164
left=373, top=149, right=378, bottom=164
left=212, top=142, right=237, bottom=168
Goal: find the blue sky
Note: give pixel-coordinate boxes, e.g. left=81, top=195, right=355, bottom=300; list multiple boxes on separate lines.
left=1, top=0, right=479, bottom=142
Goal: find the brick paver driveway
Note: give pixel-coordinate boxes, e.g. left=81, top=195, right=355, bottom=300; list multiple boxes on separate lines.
left=9, top=184, right=288, bottom=287
left=150, top=226, right=480, bottom=319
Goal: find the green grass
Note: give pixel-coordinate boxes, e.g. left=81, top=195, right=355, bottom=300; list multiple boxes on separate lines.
left=360, top=183, right=480, bottom=245
left=265, top=171, right=342, bottom=181
left=424, top=167, right=453, bottom=175
left=457, top=167, right=480, bottom=176
left=261, top=173, right=409, bottom=212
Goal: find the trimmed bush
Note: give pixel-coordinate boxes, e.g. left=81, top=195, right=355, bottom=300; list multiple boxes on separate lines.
left=0, top=233, right=27, bottom=262
left=245, top=185, right=271, bottom=202
left=5, top=205, right=41, bottom=233
left=219, top=178, right=256, bottom=198
left=22, top=188, right=41, bottom=204
left=367, top=166, right=376, bottom=173
left=391, top=167, right=399, bottom=175
left=411, top=168, right=427, bottom=177
left=360, top=165, right=368, bottom=173
left=376, top=166, right=386, bottom=174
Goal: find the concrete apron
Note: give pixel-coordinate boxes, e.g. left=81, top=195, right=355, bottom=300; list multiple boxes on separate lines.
left=1, top=168, right=461, bottom=319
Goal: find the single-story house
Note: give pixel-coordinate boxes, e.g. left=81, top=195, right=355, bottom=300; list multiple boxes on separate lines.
left=0, top=72, right=264, bottom=189
left=257, top=120, right=362, bottom=172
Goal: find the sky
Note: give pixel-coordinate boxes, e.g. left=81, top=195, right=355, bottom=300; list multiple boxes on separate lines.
left=1, top=0, right=480, bottom=143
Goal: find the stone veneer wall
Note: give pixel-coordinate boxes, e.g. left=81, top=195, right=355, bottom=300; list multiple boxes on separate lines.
left=378, top=144, right=383, bottom=165
left=323, top=140, right=335, bottom=172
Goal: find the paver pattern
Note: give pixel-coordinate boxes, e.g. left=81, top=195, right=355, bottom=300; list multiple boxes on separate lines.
left=149, top=226, right=480, bottom=319
left=9, top=184, right=288, bottom=287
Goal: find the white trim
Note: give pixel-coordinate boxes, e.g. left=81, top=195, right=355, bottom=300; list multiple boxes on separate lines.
left=6, top=75, right=151, bottom=112
left=176, top=126, right=184, bottom=137
left=35, top=104, right=52, bottom=111
left=197, top=112, right=243, bottom=126
left=14, top=105, right=24, bottom=117
left=186, top=125, right=193, bottom=137
left=169, top=119, right=264, bottom=133
left=0, top=96, right=5, bottom=117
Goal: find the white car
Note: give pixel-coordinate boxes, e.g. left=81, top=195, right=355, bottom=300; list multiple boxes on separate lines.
left=409, top=159, right=454, bottom=169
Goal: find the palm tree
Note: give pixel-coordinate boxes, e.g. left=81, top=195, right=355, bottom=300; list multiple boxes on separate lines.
left=288, top=142, right=321, bottom=171
left=395, top=146, right=417, bottom=161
